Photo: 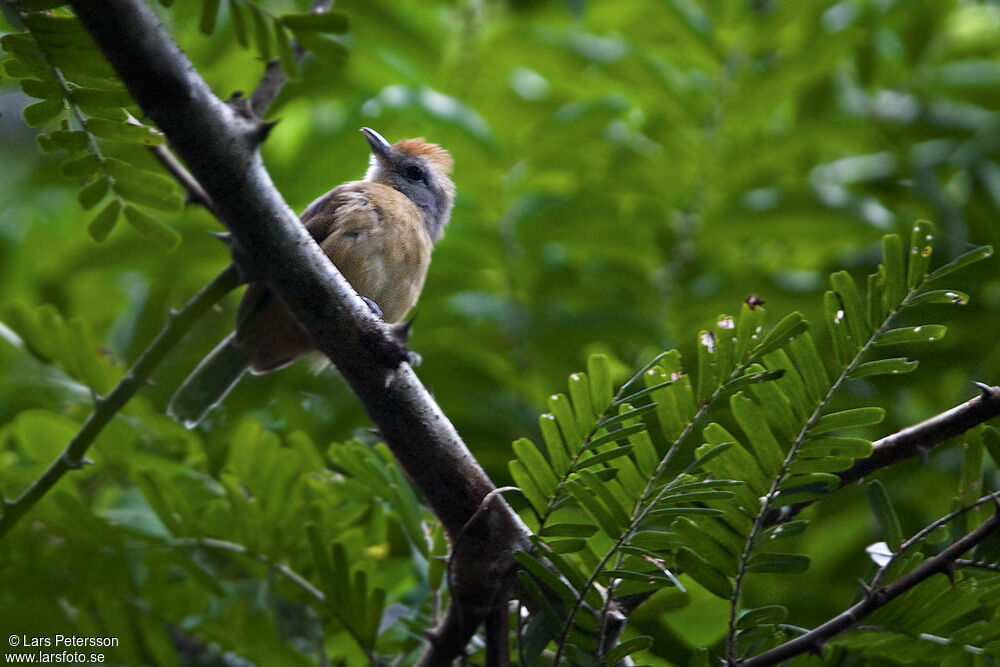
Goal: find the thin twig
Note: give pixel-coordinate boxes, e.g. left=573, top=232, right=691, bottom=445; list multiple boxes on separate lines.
left=248, top=0, right=334, bottom=117
left=169, top=536, right=325, bottom=603
left=870, top=492, right=999, bottom=589
left=738, top=500, right=1000, bottom=667
left=150, top=0, right=335, bottom=212
left=0, top=265, right=241, bottom=537
left=728, top=274, right=940, bottom=662
left=149, top=145, right=216, bottom=214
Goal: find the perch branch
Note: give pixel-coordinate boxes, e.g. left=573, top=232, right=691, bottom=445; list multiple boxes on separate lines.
left=66, top=2, right=531, bottom=663
left=738, top=498, right=1000, bottom=667
left=769, top=385, right=1000, bottom=525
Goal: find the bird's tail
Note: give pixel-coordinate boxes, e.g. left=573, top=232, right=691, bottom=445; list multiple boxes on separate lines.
left=168, top=333, right=250, bottom=428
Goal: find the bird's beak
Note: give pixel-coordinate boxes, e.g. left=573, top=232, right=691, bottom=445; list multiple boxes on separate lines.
left=361, top=127, right=393, bottom=161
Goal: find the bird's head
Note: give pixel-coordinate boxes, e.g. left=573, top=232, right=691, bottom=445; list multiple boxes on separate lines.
left=361, top=127, right=455, bottom=242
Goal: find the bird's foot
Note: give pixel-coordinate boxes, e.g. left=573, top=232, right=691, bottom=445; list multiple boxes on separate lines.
left=361, top=296, right=383, bottom=320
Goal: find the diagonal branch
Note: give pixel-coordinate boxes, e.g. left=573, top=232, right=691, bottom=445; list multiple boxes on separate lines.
left=65, top=1, right=531, bottom=663
left=739, top=499, right=1000, bottom=667
left=768, top=384, right=1000, bottom=526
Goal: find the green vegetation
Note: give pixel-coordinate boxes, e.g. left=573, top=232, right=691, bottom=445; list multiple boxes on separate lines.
left=2, top=0, right=1000, bottom=664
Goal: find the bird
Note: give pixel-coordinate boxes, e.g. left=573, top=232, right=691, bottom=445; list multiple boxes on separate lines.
left=167, top=127, right=455, bottom=427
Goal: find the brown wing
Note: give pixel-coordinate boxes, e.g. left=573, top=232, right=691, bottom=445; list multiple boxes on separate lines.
left=235, top=181, right=433, bottom=373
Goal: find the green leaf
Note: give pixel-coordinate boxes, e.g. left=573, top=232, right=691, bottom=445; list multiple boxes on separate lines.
left=875, top=325, right=946, bottom=346
left=643, top=507, right=724, bottom=521
left=19, top=0, right=68, bottom=9
left=730, top=393, right=784, bottom=475
left=831, top=271, right=871, bottom=344
left=882, top=234, right=906, bottom=310
left=539, top=413, right=571, bottom=476
left=696, top=329, right=717, bottom=404
left=905, top=290, right=969, bottom=307
left=824, top=290, right=854, bottom=367
left=50, top=130, right=88, bottom=151
left=761, top=519, right=808, bottom=542
left=516, top=571, right=561, bottom=629
left=122, top=205, right=182, bottom=251
left=982, top=426, right=1000, bottom=470
left=763, top=349, right=811, bottom=420
left=867, top=268, right=885, bottom=327
left=364, top=587, right=385, bottom=647
left=547, top=538, right=587, bottom=553
left=568, top=371, right=595, bottom=435
left=229, top=0, right=249, bottom=48
left=659, top=490, right=736, bottom=504
left=746, top=552, right=810, bottom=574
left=907, top=220, right=934, bottom=289
left=677, top=546, right=731, bottom=599
left=306, top=524, right=338, bottom=607
left=279, top=11, right=350, bottom=32
left=106, top=159, right=182, bottom=211
left=578, top=444, right=634, bottom=469
left=778, top=473, right=839, bottom=491
left=512, top=438, right=559, bottom=496
left=540, top=523, right=599, bottom=538
left=788, top=333, right=830, bottom=402
left=200, top=0, right=221, bottom=34
left=614, top=380, right=673, bottom=406
left=514, top=551, right=577, bottom=605
left=23, top=97, right=63, bottom=127
left=568, top=477, right=625, bottom=537
left=85, top=118, right=164, bottom=144
left=722, top=368, right=784, bottom=392
left=798, top=436, right=873, bottom=458
left=754, top=311, right=807, bottom=356
left=627, top=427, right=658, bottom=478
left=20, top=78, right=59, bottom=99
left=78, top=176, right=109, bottom=210
left=61, top=153, right=99, bottom=178
left=274, top=23, right=299, bottom=80
left=549, top=393, right=581, bottom=451
left=810, top=408, right=885, bottom=435
left=734, top=301, right=760, bottom=362
left=788, top=455, right=853, bottom=474
left=585, top=423, right=645, bottom=450
left=69, top=88, right=134, bottom=107
left=670, top=517, right=735, bottom=576
left=251, top=4, right=272, bottom=60
left=87, top=198, right=120, bottom=242
left=959, top=434, right=984, bottom=507
left=588, top=354, right=614, bottom=414
left=601, top=636, right=652, bottom=665
left=737, top=605, right=788, bottom=629
left=293, top=32, right=349, bottom=66
left=850, top=358, right=918, bottom=378
left=867, top=480, right=902, bottom=551
left=926, top=245, right=994, bottom=282
left=509, top=460, right=547, bottom=517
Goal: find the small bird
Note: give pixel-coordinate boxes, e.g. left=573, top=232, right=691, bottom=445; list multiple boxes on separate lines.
left=168, top=127, right=455, bottom=427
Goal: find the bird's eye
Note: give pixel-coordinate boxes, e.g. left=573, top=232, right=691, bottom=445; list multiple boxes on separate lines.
left=403, top=164, right=425, bottom=182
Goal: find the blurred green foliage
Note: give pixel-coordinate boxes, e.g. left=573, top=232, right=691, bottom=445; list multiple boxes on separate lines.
left=2, top=0, right=1000, bottom=664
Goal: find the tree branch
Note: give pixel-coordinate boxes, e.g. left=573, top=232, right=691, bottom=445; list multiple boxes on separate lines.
left=66, top=1, right=530, bottom=661
left=0, top=264, right=241, bottom=538
left=738, top=499, right=1000, bottom=667
left=769, top=384, right=1000, bottom=525
left=248, top=0, right=333, bottom=116
left=840, top=384, right=1000, bottom=487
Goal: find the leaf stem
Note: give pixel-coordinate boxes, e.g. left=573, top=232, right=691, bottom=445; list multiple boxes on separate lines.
left=726, top=283, right=927, bottom=664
